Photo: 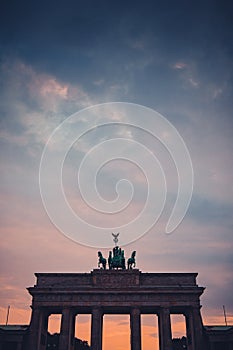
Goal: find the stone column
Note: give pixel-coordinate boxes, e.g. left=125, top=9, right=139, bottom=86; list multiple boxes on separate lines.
left=59, top=308, right=75, bottom=350
left=27, top=307, right=43, bottom=350
left=130, top=307, right=141, bottom=350
left=192, top=306, right=205, bottom=350
left=158, top=308, right=172, bottom=350
left=91, top=307, right=103, bottom=350
left=185, top=306, right=205, bottom=350
left=70, top=312, right=76, bottom=350
left=41, top=311, right=49, bottom=350
left=185, top=309, right=196, bottom=350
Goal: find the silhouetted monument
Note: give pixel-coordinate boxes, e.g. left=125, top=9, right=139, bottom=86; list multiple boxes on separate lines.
left=26, top=237, right=206, bottom=350
left=26, top=269, right=206, bottom=350
left=1, top=237, right=232, bottom=350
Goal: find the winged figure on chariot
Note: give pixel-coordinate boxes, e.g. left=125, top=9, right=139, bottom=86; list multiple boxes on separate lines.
left=97, top=233, right=136, bottom=270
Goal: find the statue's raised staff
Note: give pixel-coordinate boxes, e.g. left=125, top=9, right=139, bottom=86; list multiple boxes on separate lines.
left=98, top=251, right=106, bottom=269
left=127, top=251, right=136, bottom=269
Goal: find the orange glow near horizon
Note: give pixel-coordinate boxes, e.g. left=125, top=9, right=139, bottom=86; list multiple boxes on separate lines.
left=48, top=314, right=61, bottom=334
left=1, top=305, right=233, bottom=328
left=75, top=315, right=91, bottom=344
left=141, top=315, right=159, bottom=350
left=171, top=314, right=186, bottom=339
left=0, top=306, right=31, bottom=325
left=103, top=315, right=130, bottom=350
left=1, top=306, right=233, bottom=350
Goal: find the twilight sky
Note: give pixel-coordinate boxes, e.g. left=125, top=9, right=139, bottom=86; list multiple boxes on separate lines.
left=0, top=0, right=233, bottom=348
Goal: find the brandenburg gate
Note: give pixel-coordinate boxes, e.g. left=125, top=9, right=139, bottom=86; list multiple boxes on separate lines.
left=27, top=269, right=206, bottom=350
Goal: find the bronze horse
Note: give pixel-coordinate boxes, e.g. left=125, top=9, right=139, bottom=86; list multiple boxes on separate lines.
left=98, top=251, right=106, bottom=269
left=127, top=251, right=136, bottom=269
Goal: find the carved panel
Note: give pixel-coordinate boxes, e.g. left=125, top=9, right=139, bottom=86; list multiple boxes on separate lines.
left=92, top=270, right=140, bottom=287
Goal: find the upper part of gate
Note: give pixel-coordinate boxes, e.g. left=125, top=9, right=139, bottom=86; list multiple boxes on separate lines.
left=27, top=270, right=205, bottom=314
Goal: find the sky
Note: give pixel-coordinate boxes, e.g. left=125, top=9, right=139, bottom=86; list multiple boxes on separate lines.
left=0, top=0, right=233, bottom=349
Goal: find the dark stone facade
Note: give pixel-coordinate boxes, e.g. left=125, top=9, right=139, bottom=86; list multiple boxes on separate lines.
left=27, top=270, right=205, bottom=350
left=1, top=270, right=233, bottom=350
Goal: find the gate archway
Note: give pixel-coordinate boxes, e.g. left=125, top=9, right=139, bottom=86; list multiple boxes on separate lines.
left=27, top=269, right=206, bottom=350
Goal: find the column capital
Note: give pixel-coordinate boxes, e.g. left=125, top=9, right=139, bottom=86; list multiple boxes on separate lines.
left=158, top=306, right=171, bottom=318
left=92, top=306, right=103, bottom=311
left=62, top=306, right=72, bottom=312
left=92, top=306, right=104, bottom=317
left=130, top=307, right=141, bottom=316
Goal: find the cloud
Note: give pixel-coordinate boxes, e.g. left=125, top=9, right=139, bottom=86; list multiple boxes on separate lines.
left=188, top=77, right=199, bottom=87
left=93, top=79, right=105, bottom=86
left=0, top=59, right=94, bottom=151
left=187, top=195, right=233, bottom=227
left=170, top=60, right=200, bottom=89
left=172, top=62, right=187, bottom=70
left=0, top=306, right=31, bottom=325
left=149, top=333, right=158, bottom=338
